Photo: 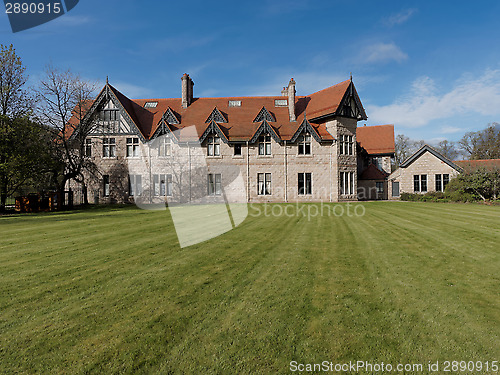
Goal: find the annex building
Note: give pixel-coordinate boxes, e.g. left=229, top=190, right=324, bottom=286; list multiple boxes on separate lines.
left=70, top=75, right=396, bottom=204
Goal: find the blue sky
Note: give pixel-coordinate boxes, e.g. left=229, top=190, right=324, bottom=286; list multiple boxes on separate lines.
left=2, top=0, right=500, bottom=143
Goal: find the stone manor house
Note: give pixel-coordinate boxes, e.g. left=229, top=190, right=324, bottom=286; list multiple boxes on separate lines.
left=70, top=75, right=396, bottom=203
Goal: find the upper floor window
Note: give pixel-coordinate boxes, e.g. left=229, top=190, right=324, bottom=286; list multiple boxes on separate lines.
left=258, top=134, right=271, bottom=155
left=127, top=138, right=139, bottom=157
left=84, top=138, right=92, bottom=157
left=339, top=135, right=354, bottom=155
left=158, top=137, right=172, bottom=157
left=298, top=133, right=311, bottom=155
left=207, top=136, right=220, bottom=156
left=99, top=109, right=119, bottom=122
left=102, top=138, right=116, bottom=158
left=234, top=144, right=242, bottom=156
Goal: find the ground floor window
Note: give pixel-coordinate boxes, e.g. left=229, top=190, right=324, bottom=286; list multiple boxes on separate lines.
left=298, top=173, right=312, bottom=195
left=128, top=175, right=142, bottom=196
left=257, top=173, right=271, bottom=195
left=414, top=174, right=427, bottom=192
left=208, top=173, right=222, bottom=196
left=435, top=174, right=450, bottom=192
left=376, top=181, right=384, bottom=194
left=103, top=175, right=110, bottom=197
left=340, top=171, right=354, bottom=195
left=154, top=174, right=173, bottom=196
left=392, top=181, right=400, bottom=197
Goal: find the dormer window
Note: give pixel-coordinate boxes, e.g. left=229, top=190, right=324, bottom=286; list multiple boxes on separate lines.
left=158, top=137, right=171, bottom=157
left=228, top=100, right=241, bottom=107
left=144, top=101, right=158, bottom=108
left=275, top=99, right=287, bottom=107
left=298, top=133, right=311, bottom=155
left=207, top=135, right=220, bottom=156
left=258, top=134, right=271, bottom=155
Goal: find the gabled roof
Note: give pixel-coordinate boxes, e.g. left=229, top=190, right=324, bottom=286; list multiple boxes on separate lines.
left=357, top=124, right=395, bottom=155
left=400, top=144, right=462, bottom=171
left=66, top=77, right=375, bottom=145
left=454, top=159, right=500, bottom=171
left=359, top=163, right=389, bottom=180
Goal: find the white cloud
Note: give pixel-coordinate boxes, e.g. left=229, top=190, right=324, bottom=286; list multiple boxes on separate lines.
left=366, top=69, right=500, bottom=128
left=383, top=8, right=417, bottom=27
left=440, top=126, right=462, bottom=134
left=110, top=81, right=153, bottom=98
left=364, top=42, right=408, bottom=64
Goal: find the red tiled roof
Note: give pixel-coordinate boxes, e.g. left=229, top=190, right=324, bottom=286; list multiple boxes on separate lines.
left=454, top=159, right=500, bottom=170
left=65, top=78, right=374, bottom=145
left=359, top=163, right=389, bottom=180
left=357, top=124, right=395, bottom=155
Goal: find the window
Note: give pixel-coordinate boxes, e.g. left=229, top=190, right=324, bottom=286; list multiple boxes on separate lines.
left=414, top=175, right=420, bottom=192
left=339, top=135, right=354, bottom=155
left=298, top=173, right=312, bottom=195
left=258, top=134, right=271, bottom=155
left=340, top=171, right=355, bottom=195
left=257, top=173, right=271, bottom=195
left=234, top=144, right=242, bottom=156
left=158, top=137, right=172, bottom=157
left=207, top=173, right=222, bottom=196
left=421, top=174, right=427, bottom=192
left=207, top=136, right=220, bottom=156
left=376, top=182, right=384, bottom=194
left=103, top=175, right=110, bottom=197
left=127, top=138, right=139, bottom=157
left=228, top=100, right=241, bottom=107
left=372, top=157, right=382, bottom=168
left=392, top=181, right=400, bottom=197
left=275, top=99, right=287, bottom=107
left=435, top=174, right=450, bottom=192
left=154, top=174, right=173, bottom=196
left=128, top=175, right=142, bottom=196
left=85, top=138, right=92, bottom=157
left=103, top=138, right=116, bottom=157
left=298, top=133, right=311, bottom=155
left=414, top=174, right=427, bottom=192
left=144, top=101, right=158, bottom=108
left=99, top=109, right=119, bottom=122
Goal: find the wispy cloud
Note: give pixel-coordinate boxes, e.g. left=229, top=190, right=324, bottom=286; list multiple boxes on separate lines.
left=51, top=15, right=92, bottom=26
left=364, top=42, right=408, bottom=64
left=109, top=81, right=153, bottom=98
left=440, top=126, right=463, bottom=134
left=383, top=8, right=417, bottom=27
left=366, top=69, right=500, bottom=128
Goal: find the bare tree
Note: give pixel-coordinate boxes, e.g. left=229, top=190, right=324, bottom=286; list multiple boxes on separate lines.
left=435, top=140, right=459, bottom=161
left=35, top=65, right=98, bottom=205
left=459, top=123, right=500, bottom=160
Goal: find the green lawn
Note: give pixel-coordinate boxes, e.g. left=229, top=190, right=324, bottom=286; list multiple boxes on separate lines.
left=0, top=202, right=499, bottom=374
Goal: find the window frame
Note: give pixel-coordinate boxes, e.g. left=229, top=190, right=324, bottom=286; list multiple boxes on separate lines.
left=207, top=135, right=221, bottom=156
left=258, top=134, right=272, bottom=156
left=102, top=137, right=116, bottom=158
left=85, top=138, right=92, bottom=157
left=103, top=175, right=110, bottom=197
left=126, top=138, right=140, bottom=158
left=207, top=173, right=222, bottom=196
left=298, top=172, right=312, bottom=195
left=158, top=137, right=172, bottom=157
left=257, top=173, right=272, bottom=195
left=298, top=133, right=312, bottom=155
left=233, top=143, right=242, bottom=156
left=128, top=174, right=142, bottom=197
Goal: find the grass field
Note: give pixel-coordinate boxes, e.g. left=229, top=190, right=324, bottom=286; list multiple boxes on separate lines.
left=0, top=202, right=499, bottom=374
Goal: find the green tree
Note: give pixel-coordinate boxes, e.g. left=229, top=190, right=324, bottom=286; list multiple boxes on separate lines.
left=0, top=44, right=31, bottom=117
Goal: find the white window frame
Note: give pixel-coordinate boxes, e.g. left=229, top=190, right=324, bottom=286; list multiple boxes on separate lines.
left=127, top=138, right=140, bottom=158
left=298, top=173, right=312, bottom=195
left=257, top=173, right=272, bottom=195
left=103, top=175, right=110, bottom=197
left=128, top=174, right=142, bottom=196
left=102, top=138, right=116, bottom=158
left=207, top=136, right=220, bottom=156
left=258, top=134, right=271, bottom=156
left=207, top=173, right=222, bottom=196
left=158, top=137, right=172, bottom=157
left=154, top=174, right=173, bottom=196
left=340, top=171, right=355, bottom=195
left=298, top=133, right=311, bottom=155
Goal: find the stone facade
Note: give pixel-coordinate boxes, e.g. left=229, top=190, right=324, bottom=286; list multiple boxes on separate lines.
left=67, top=76, right=394, bottom=204
left=388, top=146, right=461, bottom=199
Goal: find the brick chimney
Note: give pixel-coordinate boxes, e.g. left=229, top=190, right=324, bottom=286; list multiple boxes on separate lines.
left=287, top=78, right=296, bottom=122
left=181, top=73, right=194, bottom=108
